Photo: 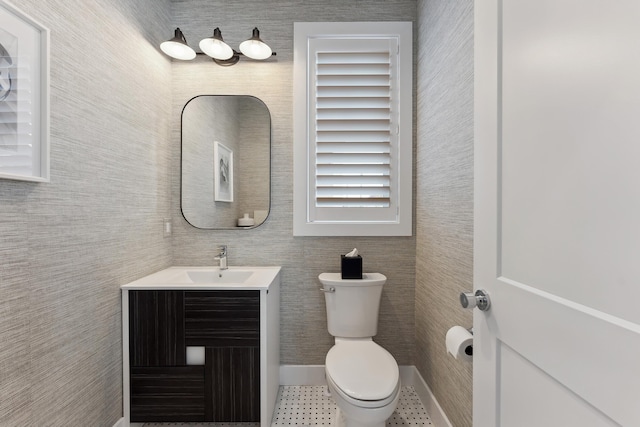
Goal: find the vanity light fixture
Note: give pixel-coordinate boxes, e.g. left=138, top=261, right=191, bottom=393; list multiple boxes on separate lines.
left=239, top=28, right=273, bottom=60
left=199, top=27, right=234, bottom=61
left=161, top=27, right=276, bottom=66
left=160, top=28, right=196, bottom=61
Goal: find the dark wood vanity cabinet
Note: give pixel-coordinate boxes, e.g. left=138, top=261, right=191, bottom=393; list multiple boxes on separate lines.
left=128, top=290, right=260, bottom=423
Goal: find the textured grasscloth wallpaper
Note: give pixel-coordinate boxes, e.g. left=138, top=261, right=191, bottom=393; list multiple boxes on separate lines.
left=415, top=1, right=474, bottom=427
left=170, top=0, right=418, bottom=366
left=0, top=0, right=475, bottom=425
left=0, top=0, right=173, bottom=425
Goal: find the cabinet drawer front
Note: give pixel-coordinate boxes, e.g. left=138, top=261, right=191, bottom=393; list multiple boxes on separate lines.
left=129, top=290, right=185, bottom=366
left=185, top=291, right=260, bottom=347
left=130, top=366, right=205, bottom=422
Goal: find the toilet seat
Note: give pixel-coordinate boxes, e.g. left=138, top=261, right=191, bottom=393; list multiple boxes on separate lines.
left=325, top=340, right=400, bottom=407
left=327, top=369, right=400, bottom=409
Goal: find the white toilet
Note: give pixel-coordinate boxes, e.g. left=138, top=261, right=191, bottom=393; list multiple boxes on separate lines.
left=319, top=272, right=400, bottom=427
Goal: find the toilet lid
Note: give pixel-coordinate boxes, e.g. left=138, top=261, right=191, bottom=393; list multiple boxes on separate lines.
left=325, top=341, right=399, bottom=401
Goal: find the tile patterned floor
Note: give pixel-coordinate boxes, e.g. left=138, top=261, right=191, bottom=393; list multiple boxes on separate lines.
left=272, top=385, right=432, bottom=427
left=143, top=385, right=432, bottom=427
left=143, top=423, right=257, bottom=427
left=143, top=424, right=257, bottom=427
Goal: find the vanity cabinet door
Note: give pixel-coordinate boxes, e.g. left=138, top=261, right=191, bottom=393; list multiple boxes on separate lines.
left=206, top=347, right=261, bottom=422
left=129, top=291, right=193, bottom=422
left=130, top=366, right=205, bottom=422
left=129, top=290, right=185, bottom=366
left=185, top=290, right=261, bottom=422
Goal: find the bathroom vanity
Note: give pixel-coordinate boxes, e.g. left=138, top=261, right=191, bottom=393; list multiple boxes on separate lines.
left=120, top=266, right=280, bottom=426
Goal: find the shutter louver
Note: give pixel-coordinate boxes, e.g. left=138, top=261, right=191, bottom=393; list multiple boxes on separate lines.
left=314, top=50, right=392, bottom=208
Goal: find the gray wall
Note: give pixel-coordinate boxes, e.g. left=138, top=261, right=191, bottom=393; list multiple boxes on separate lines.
left=170, top=0, right=418, bottom=365
left=0, top=0, right=173, bottom=425
left=415, top=1, right=474, bottom=427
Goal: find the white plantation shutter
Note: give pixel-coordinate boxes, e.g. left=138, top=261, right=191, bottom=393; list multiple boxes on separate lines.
left=314, top=45, right=393, bottom=210
left=294, top=22, right=412, bottom=236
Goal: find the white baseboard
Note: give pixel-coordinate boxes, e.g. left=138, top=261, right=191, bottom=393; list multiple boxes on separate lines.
left=112, top=418, right=142, bottom=427
left=407, top=367, right=453, bottom=427
left=398, top=365, right=419, bottom=387
left=280, top=364, right=326, bottom=385
left=279, top=365, right=452, bottom=427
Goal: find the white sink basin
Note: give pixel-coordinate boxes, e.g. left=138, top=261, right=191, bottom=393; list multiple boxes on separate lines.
left=120, top=266, right=281, bottom=290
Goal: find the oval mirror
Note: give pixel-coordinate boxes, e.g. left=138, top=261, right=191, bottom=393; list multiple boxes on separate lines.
left=181, top=95, right=270, bottom=229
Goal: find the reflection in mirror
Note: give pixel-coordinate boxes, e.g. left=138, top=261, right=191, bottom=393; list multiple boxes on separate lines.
left=181, top=95, right=270, bottom=229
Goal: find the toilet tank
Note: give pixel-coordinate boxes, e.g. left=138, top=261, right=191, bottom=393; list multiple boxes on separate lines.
left=319, top=272, right=386, bottom=338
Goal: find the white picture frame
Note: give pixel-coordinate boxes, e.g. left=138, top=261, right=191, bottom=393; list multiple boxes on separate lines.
left=0, top=1, right=50, bottom=182
left=214, top=141, right=233, bottom=202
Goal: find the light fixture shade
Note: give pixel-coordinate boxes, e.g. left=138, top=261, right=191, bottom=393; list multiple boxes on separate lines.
left=161, top=28, right=196, bottom=60
left=239, top=27, right=273, bottom=60
left=199, top=27, right=234, bottom=60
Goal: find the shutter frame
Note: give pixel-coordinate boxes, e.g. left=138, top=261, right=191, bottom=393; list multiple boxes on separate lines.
left=293, top=22, right=412, bottom=236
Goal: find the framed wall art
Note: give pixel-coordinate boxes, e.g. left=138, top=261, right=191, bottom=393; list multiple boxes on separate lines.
left=0, top=1, right=49, bottom=182
left=214, top=141, right=233, bottom=202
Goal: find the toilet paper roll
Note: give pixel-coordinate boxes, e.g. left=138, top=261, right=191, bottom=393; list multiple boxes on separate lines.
left=446, top=326, right=473, bottom=362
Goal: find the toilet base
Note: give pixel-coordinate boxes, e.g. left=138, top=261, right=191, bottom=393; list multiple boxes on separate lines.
left=333, top=407, right=386, bottom=427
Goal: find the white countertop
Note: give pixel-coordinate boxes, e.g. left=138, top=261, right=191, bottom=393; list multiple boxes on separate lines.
left=120, top=266, right=281, bottom=291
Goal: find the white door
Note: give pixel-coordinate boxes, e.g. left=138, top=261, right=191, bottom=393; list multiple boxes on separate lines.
left=474, top=1, right=640, bottom=426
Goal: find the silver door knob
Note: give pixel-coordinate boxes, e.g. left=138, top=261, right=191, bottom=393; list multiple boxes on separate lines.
left=460, top=289, right=491, bottom=311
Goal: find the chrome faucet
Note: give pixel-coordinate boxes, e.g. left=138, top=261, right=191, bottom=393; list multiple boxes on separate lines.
left=215, top=245, right=228, bottom=270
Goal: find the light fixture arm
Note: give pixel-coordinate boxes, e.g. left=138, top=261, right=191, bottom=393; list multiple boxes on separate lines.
left=212, top=27, right=224, bottom=41
left=197, top=49, right=277, bottom=66
left=206, top=49, right=240, bottom=66
left=174, top=28, right=188, bottom=44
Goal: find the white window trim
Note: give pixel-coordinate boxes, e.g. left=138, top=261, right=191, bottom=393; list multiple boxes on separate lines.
left=293, top=21, right=413, bottom=236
